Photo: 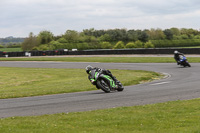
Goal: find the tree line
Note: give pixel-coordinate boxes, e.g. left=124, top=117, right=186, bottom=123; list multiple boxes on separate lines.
left=21, top=28, right=200, bottom=51
left=0, top=36, right=24, bottom=44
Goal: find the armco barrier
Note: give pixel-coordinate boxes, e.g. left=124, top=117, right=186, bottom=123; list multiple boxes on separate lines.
left=68, top=48, right=200, bottom=55
left=0, top=48, right=200, bottom=57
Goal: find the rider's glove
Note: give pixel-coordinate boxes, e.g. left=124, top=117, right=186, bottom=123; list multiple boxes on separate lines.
left=90, top=79, right=95, bottom=84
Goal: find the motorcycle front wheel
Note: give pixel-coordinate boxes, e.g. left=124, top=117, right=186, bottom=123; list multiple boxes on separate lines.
left=186, top=61, right=191, bottom=67
left=117, top=84, right=124, bottom=92
left=97, top=79, right=111, bottom=93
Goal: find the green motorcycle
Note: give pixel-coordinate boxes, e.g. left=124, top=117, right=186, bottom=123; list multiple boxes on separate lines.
left=89, top=69, right=124, bottom=93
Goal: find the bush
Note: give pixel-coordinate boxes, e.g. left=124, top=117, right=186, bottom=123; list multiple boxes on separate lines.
left=37, top=44, right=50, bottom=51
left=151, top=39, right=200, bottom=48
left=77, top=43, right=89, bottom=50
left=194, top=35, right=200, bottom=39
left=49, top=41, right=64, bottom=49
left=126, top=42, right=135, bottom=48
left=63, top=43, right=73, bottom=50
left=113, top=41, right=125, bottom=49
left=134, top=40, right=143, bottom=48
left=144, top=41, right=155, bottom=48
left=57, top=38, right=68, bottom=43
left=6, top=44, right=21, bottom=48
left=100, top=42, right=112, bottom=49
left=0, top=45, right=4, bottom=48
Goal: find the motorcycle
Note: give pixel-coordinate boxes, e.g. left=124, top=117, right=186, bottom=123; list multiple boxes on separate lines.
left=89, top=69, right=124, bottom=93
left=178, top=55, right=191, bottom=67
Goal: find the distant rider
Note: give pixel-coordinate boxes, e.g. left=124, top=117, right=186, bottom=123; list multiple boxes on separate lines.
left=85, top=65, right=120, bottom=88
left=174, top=50, right=184, bottom=65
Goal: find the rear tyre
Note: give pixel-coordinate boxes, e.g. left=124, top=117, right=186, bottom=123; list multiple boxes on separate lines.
left=97, top=79, right=111, bottom=93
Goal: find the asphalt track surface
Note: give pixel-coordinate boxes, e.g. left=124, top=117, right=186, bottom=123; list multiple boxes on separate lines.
left=0, top=61, right=200, bottom=118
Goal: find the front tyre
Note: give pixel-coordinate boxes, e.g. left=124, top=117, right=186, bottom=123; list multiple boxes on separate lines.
left=97, top=79, right=111, bottom=93
left=186, top=61, right=191, bottom=67
left=117, top=86, right=124, bottom=91
left=117, top=83, right=124, bottom=92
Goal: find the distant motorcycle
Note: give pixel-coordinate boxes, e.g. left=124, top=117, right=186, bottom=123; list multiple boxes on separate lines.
left=89, top=69, right=124, bottom=93
left=178, top=55, right=191, bottom=67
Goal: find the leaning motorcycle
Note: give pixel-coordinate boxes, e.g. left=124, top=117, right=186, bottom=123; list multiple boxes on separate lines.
left=89, top=69, right=124, bottom=93
left=179, top=55, right=191, bottom=67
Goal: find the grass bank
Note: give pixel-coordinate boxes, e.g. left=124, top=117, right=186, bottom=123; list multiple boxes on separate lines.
left=0, top=98, right=199, bottom=133
left=0, top=56, right=199, bottom=63
left=0, top=48, right=22, bottom=52
left=0, top=67, right=161, bottom=99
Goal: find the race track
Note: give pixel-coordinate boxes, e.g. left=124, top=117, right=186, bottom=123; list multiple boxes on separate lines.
left=0, top=61, right=200, bottom=118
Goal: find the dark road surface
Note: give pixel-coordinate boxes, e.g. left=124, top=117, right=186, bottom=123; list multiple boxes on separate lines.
left=0, top=61, right=199, bottom=118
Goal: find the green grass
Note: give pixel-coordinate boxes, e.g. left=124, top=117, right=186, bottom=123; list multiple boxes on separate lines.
left=0, top=56, right=199, bottom=63
left=0, top=67, right=161, bottom=99
left=0, top=48, right=22, bottom=52
left=0, top=98, right=199, bottom=133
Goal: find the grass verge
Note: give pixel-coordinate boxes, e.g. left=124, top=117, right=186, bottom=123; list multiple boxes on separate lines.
left=0, top=48, right=22, bottom=52
left=0, top=67, right=161, bottom=99
left=0, top=98, right=199, bottom=133
left=0, top=56, right=199, bottom=63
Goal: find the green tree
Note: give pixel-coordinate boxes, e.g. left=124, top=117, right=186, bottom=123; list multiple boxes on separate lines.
left=127, top=30, right=138, bottom=41
left=147, top=28, right=165, bottom=40
left=170, top=27, right=180, bottom=36
left=57, top=38, right=68, bottom=43
left=180, top=28, right=199, bottom=39
left=38, top=30, right=54, bottom=45
left=98, top=34, right=111, bottom=42
left=106, top=29, right=127, bottom=41
left=82, top=28, right=95, bottom=36
left=49, top=41, right=64, bottom=49
left=21, top=32, right=39, bottom=51
left=64, top=30, right=79, bottom=43
left=138, top=30, right=149, bottom=42
left=163, top=29, right=173, bottom=40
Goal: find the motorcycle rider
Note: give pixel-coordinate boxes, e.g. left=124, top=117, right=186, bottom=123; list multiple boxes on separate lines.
left=85, top=65, right=121, bottom=89
left=174, top=50, right=184, bottom=65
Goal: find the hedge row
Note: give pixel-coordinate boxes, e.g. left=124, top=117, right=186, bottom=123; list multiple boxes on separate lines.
left=151, top=39, right=200, bottom=48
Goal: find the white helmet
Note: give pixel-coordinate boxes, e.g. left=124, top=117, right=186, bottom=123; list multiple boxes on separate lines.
left=174, top=50, right=178, bottom=54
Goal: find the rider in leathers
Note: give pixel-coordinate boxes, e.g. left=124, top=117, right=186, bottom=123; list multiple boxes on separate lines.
left=174, top=50, right=184, bottom=65
left=86, top=65, right=120, bottom=89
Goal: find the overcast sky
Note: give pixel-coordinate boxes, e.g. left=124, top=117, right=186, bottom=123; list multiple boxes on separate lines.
left=1, top=0, right=200, bottom=38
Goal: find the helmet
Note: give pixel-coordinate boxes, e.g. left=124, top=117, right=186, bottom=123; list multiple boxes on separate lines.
left=174, top=50, right=178, bottom=54
left=86, top=65, right=93, bottom=74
